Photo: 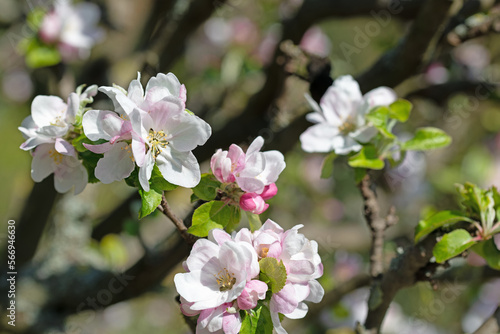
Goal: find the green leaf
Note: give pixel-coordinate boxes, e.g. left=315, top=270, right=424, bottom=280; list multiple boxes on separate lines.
left=240, top=303, right=273, bottom=334
left=25, top=43, right=61, bottom=68
left=138, top=187, right=163, bottom=219
left=192, top=173, right=221, bottom=201
left=415, top=210, right=474, bottom=242
left=433, top=229, right=476, bottom=263
left=246, top=212, right=262, bottom=232
left=321, top=152, right=337, bottom=179
left=224, top=205, right=242, bottom=233
left=366, top=107, right=395, bottom=139
left=259, top=257, right=287, bottom=293
left=79, top=150, right=102, bottom=183
left=400, top=127, right=451, bottom=151
left=472, top=239, right=500, bottom=270
left=354, top=168, right=367, bottom=184
left=389, top=99, right=412, bottom=122
left=348, top=145, right=385, bottom=170
left=125, top=168, right=140, bottom=188
left=188, top=201, right=237, bottom=237
left=150, top=165, right=178, bottom=191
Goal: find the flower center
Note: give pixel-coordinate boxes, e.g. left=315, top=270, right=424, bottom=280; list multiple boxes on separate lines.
left=50, top=112, right=66, bottom=127
left=49, top=149, right=63, bottom=165
left=338, top=120, right=356, bottom=135
left=147, top=129, right=169, bottom=158
left=214, top=268, right=236, bottom=292
left=260, top=247, right=269, bottom=258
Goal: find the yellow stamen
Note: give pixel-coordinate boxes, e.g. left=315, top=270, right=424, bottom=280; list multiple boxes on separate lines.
left=147, top=129, right=169, bottom=158
left=214, top=268, right=236, bottom=292
left=48, top=149, right=63, bottom=165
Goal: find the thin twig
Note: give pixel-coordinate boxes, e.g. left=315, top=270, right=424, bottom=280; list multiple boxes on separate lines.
left=158, top=192, right=197, bottom=244
left=358, top=174, right=389, bottom=279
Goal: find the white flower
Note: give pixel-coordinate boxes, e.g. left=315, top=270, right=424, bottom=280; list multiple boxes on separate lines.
left=174, top=229, right=260, bottom=311
left=235, top=136, right=286, bottom=194
left=129, top=99, right=210, bottom=190
left=252, top=219, right=324, bottom=334
left=31, top=142, right=87, bottom=194
left=99, top=72, right=187, bottom=117
left=39, top=0, right=104, bottom=61
left=300, top=75, right=396, bottom=154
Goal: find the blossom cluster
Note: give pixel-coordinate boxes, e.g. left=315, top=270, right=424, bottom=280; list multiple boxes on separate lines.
left=19, top=72, right=211, bottom=194
left=210, top=137, right=286, bottom=214
left=300, top=75, right=396, bottom=155
left=174, top=219, right=324, bottom=334
left=38, top=0, right=104, bottom=62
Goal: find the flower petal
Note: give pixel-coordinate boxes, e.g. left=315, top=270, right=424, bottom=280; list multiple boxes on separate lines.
left=156, top=147, right=201, bottom=188
left=94, top=142, right=135, bottom=183
left=138, top=151, right=154, bottom=191
left=31, top=95, right=67, bottom=128
left=31, top=144, right=55, bottom=182
left=54, top=138, right=76, bottom=156
left=299, top=123, right=340, bottom=153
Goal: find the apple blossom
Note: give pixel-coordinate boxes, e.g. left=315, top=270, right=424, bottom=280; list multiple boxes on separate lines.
left=180, top=299, right=242, bottom=334
left=129, top=98, right=211, bottom=190
left=39, top=0, right=104, bottom=61
left=98, top=72, right=188, bottom=117
left=174, top=229, right=262, bottom=312
left=252, top=219, right=324, bottom=334
left=300, top=75, right=397, bottom=154
left=19, top=86, right=97, bottom=193
left=210, top=136, right=285, bottom=214
left=31, top=142, right=88, bottom=194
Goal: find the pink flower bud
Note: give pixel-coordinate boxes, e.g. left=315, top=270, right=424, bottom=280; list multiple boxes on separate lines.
left=239, top=193, right=269, bottom=214
left=260, top=183, right=277, bottom=200
left=39, top=11, right=61, bottom=44
left=210, top=144, right=246, bottom=183
left=237, top=280, right=268, bottom=310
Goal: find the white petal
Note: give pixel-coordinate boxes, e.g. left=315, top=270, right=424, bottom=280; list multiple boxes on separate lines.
left=54, top=138, right=76, bottom=156
left=31, top=144, right=55, bottom=182
left=333, top=136, right=362, bottom=155
left=138, top=151, right=154, bottom=191
left=333, top=75, right=362, bottom=103
left=127, top=72, right=144, bottom=106
left=246, top=136, right=264, bottom=156
left=350, top=126, right=377, bottom=143
left=174, top=271, right=222, bottom=308
left=156, top=147, right=201, bottom=188
left=305, top=280, right=324, bottom=303
left=82, top=109, right=124, bottom=141
left=186, top=238, right=220, bottom=271
left=363, top=86, right=397, bottom=110
left=284, top=302, right=308, bottom=319
left=148, top=96, right=184, bottom=130
left=19, top=115, right=37, bottom=139
left=31, top=95, right=67, bottom=128
left=166, top=113, right=212, bottom=152
left=65, top=92, right=80, bottom=123
left=53, top=156, right=88, bottom=194
left=270, top=310, right=288, bottom=334
left=94, top=142, right=135, bottom=183
left=300, top=123, right=340, bottom=153
left=319, top=86, right=353, bottom=125
left=145, top=72, right=183, bottom=100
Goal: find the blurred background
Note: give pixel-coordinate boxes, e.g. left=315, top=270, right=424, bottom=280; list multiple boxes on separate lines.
left=0, top=0, right=500, bottom=333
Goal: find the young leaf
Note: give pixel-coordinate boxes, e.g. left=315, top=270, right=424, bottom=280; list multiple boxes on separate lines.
left=192, top=173, right=221, bottom=201
left=246, top=212, right=262, bottom=232
left=415, top=210, right=474, bottom=242
left=400, top=127, right=451, bottom=151
left=240, top=303, right=273, bottom=334
left=472, top=239, right=500, bottom=270
left=259, top=257, right=287, bottom=294
left=433, top=229, right=476, bottom=263
left=348, top=145, right=385, bottom=170
left=389, top=99, right=412, bottom=122
left=138, top=187, right=163, bottom=219
left=366, top=107, right=395, bottom=139
left=188, top=201, right=235, bottom=237
left=79, top=150, right=102, bottom=184
left=320, top=152, right=337, bottom=179
left=224, top=206, right=242, bottom=233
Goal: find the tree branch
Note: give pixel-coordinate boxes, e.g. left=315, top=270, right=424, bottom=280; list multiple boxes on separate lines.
left=158, top=192, right=197, bottom=244
left=357, top=0, right=454, bottom=93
